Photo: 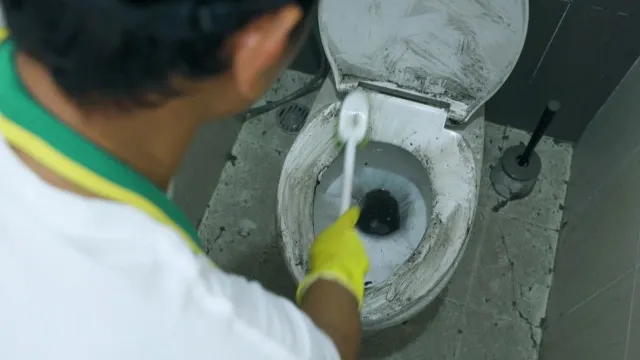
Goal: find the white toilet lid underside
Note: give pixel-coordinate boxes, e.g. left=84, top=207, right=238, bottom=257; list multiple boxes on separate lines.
left=319, top=0, right=528, bottom=121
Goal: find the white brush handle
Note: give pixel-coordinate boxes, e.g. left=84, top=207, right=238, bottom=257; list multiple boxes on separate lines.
left=341, top=138, right=357, bottom=215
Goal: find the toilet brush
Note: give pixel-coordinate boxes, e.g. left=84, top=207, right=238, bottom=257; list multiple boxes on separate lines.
left=337, top=90, right=370, bottom=214
left=490, top=100, right=561, bottom=199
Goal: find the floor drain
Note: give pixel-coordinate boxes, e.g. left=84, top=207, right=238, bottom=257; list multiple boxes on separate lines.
left=276, top=103, right=309, bottom=134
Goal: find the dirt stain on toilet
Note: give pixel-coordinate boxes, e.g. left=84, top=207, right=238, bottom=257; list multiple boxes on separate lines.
left=320, top=0, right=526, bottom=121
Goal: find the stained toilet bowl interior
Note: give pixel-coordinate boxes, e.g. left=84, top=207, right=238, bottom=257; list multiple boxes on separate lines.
left=313, top=141, right=433, bottom=287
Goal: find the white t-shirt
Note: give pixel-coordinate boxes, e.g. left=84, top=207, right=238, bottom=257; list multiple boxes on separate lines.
left=0, top=137, right=340, bottom=360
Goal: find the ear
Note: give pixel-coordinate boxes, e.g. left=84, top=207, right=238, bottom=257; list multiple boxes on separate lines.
left=227, top=5, right=303, bottom=99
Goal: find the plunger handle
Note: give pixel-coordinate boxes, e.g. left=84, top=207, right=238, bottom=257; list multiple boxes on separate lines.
left=518, top=100, right=561, bottom=166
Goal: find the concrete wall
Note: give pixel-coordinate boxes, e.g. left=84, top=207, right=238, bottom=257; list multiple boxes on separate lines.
left=487, top=0, right=640, bottom=142
left=171, top=119, right=243, bottom=226
left=540, top=57, right=640, bottom=359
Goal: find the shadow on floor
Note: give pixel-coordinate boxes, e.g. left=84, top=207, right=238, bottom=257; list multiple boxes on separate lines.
left=251, top=243, right=297, bottom=301
left=360, top=293, right=448, bottom=359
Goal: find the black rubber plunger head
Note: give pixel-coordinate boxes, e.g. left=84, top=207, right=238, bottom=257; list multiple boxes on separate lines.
left=357, top=189, right=401, bottom=236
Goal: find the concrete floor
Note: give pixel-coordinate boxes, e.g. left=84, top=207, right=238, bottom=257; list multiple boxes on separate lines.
left=197, top=70, right=574, bottom=360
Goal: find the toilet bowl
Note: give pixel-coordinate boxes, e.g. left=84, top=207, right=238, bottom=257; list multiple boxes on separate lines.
left=277, top=0, right=528, bottom=330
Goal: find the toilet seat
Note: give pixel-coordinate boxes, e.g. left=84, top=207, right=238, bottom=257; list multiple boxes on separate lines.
left=277, top=0, right=528, bottom=329
left=278, top=91, right=477, bottom=329
left=319, top=0, right=528, bottom=122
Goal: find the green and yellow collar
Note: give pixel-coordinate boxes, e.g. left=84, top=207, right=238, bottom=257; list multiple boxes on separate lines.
left=0, top=37, right=203, bottom=254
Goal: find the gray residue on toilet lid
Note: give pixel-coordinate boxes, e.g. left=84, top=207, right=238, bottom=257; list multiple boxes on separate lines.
left=318, top=0, right=528, bottom=122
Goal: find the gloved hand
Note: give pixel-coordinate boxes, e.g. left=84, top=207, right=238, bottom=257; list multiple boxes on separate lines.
left=296, top=207, right=370, bottom=308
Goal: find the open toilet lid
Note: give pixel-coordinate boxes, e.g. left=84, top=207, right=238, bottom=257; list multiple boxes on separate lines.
left=318, top=0, right=528, bottom=122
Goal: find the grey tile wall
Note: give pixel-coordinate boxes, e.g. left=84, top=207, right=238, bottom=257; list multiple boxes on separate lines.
left=487, top=0, right=640, bottom=142
left=626, top=273, right=640, bottom=359
left=541, top=273, right=635, bottom=360
left=292, top=0, right=640, bottom=142
left=172, top=119, right=243, bottom=226
left=563, top=57, right=640, bottom=222
left=540, top=52, right=640, bottom=359
left=545, top=153, right=640, bottom=321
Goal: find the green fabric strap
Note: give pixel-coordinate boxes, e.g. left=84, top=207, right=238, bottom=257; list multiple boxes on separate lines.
left=0, top=40, right=202, bottom=249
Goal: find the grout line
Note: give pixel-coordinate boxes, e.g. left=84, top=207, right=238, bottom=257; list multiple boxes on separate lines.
left=462, top=214, right=489, bottom=306
left=530, top=3, right=570, bottom=82
left=560, top=268, right=634, bottom=320
left=623, top=233, right=640, bottom=359
left=566, top=57, right=640, bottom=217
left=453, top=210, right=491, bottom=360
left=587, top=57, right=640, bottom=131
left=494, top=210, right=562, bottom=232
left=567, top=144, right=640, bottom=226
left=444, top=298, right=466, bottom=307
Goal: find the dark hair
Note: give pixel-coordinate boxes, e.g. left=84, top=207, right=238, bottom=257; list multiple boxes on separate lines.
left=1, top=0, right=309, bottom=106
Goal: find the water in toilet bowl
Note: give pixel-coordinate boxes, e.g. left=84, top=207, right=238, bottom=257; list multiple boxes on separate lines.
left=313, top=141, right=432, bottom=288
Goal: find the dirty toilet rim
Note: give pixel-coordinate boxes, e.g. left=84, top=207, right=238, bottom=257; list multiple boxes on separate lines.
left=277, top=100, right=478, bottom=329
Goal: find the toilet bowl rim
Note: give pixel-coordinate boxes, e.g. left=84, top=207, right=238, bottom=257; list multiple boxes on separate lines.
left=276, top=101, right=478, bottom=326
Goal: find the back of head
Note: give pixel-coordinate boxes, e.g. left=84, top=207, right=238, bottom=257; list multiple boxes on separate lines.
left=0, top=0, right=305, bottom=106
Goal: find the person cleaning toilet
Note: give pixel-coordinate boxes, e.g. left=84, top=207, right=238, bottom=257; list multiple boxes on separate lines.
left=0, top=1, right=370, bottom=359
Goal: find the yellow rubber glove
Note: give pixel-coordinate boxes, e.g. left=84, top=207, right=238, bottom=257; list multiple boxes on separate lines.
left=296, top=207, right=370, bottom=308
left=0, top=28, right=8, bottom=42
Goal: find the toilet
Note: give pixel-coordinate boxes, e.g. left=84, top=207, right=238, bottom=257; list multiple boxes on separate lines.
left=277, top=0, right=528, bottom=330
